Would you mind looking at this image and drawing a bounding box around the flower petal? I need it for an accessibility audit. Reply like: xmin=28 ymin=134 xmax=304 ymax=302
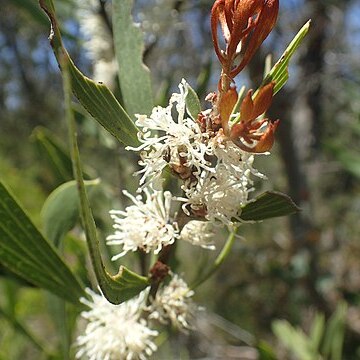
xmin=252 ymin=81 xmax=275 ymax=119
xmin=220 ymin=87 xmax=238 ymax=131
xmin=240 ymin=89 xmax=254 ymax=123
xmin=252 ymin=119 xmax=280 ymax=153
xmin=231 ymin=0 xmax=279 ymax=77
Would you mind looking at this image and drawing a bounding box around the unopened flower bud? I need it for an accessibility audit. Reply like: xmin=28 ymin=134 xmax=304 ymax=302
xmin=230 ymin=81 xmax=279 ymax=153
xmin=211 ymin=0 xmax=279 ymax=79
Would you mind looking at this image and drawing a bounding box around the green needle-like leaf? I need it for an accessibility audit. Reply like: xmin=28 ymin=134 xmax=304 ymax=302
xmin=62 ymin=57 xmax=149 ymax=305
xmin=41 ymin=179 xmax=100 ymax=246
xmin=39 ymin=0 xmax=140 ymax=147
xmin=256 ymin=21 xmax=311 ymax=96
xmin=240 ymin=191 xmax=300 ymax=221
xmin=113 ymin=0 xmax=154 ymax=118
xmin=0 ymin=181 xmax=84 ymax=304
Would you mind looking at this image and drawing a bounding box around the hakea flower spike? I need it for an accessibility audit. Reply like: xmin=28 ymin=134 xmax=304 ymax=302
xmin=147 ymin=274 xmax=197 ymax=331
xmin=76 ymin=289 xmax=158 ymax=360
xmin=211 ymin=0 xmax=279 ymax=88
xmin=229 ymin=81 xmax=280 ymax=153
xmin=106 ymin=188 xmax=180 ymax=259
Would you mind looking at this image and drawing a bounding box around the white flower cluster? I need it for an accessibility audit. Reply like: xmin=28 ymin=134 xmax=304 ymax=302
xmin=76 ymin=289 xmax=158 ymax=360
xmin=106 ymin=188 xmax=179 ymax=260
xmin=179 ymin=220 xmax=215 ymax=250
xmin=128 ymin=80 xmax=213 ymax=187
xmin=147 ymin=275 xmax=196 ymax=330
xmin=76 ymin=0 xmax=117 ymax=88
xmin=77 ymin=80 xmax=270 ymax=359
xmin=77 ymin=275 xmax=195 ymax=359
xmin=106 ymin=79 xmax=266 ymax=259
xmin=180 ymin=141 xmax=265 ymax=225
xmin=128 ymin=80 xmax=264 ymax=226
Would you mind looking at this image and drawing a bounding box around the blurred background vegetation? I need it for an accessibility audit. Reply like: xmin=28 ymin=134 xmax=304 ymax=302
xmin=0 ymin=0 xmax=359 ymax=358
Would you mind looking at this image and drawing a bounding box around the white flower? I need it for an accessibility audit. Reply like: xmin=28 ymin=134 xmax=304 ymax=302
xmin=107 ymin=188 xmax=179 ymax=260
xmin=212 ymin=140 xmax=266 ymax=181
xmin=148 ymin=275 xmax=196 ymax=330
xmin=179 ymin=221 xmax=215 ymax=250
xmin=178 ymin=140 xmax=266 ymax=226
xmin=76 ymin=288 xmax=158 ymax=360
xmin=179 ymin=167 xmax=249 ymax=225
xmin=128 ymin=79 xmax=213 ymax=187
xmin=126 ymin=80 xmax=268 ymax=227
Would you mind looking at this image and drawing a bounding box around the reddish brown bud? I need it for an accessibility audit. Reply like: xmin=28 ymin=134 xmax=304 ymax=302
xmin=230 ymin=82 xmax=278 ymax=153
xmin=240 ymin=89 xmax=255 ymax=123
xmin=252 ymin=119 xmax=279 ymax=153
xmin=252 ymin=82 xmax=275 ymax=118
xmin=219 ymin=87 xmax=238 ymax=133
xmin=233 ymin=0 xmax=279 ymax=77
xmin=231 ymin=119 xmax=279 ymax=153
xmin=211 ymin=0 xmax=227 ymax=65
xmin=211 ymin=0 xmax=279 ymax=78
xmin=238 ymin=82 xmax=274 ymax=123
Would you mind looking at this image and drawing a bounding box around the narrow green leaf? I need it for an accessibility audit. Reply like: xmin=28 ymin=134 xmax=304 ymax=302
xmin=62 ymin=57 xmax=150 ymax=304
xmin=13 ymin=0 xmax=49 ymax=27
xmin=185 ymin=83 xmax=202 ymax=120
xmin=272 ymin=320 xmax=315 ymax=360
xmin=112 ymin=0 xmax=153 ymax=118
xmin=32 ymin=127 xmax=74 ymax=184
xmin=13 ymin=0 xmax=75 ymax=43
xmin=322 ymin=302 xmax=347 ymax=360
xmin=39 ymin=0 xmax=140 ymax=147
xmin=309 ymin=313 xmax=325 ymax=353
xmin=32 ymin=127 xmax=92 ymax=185
xmin=239 ymin=191 xmax=300 ymax=221
xmin=256 ymin=21 xmax=311 ymax=96
xmin=329 ymin=306 xmax=346 ymax=360
xmin=41 ymin=179 xmax=100 ymax=246
xmin=0 ymin=181 xmax=84 ymax=304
